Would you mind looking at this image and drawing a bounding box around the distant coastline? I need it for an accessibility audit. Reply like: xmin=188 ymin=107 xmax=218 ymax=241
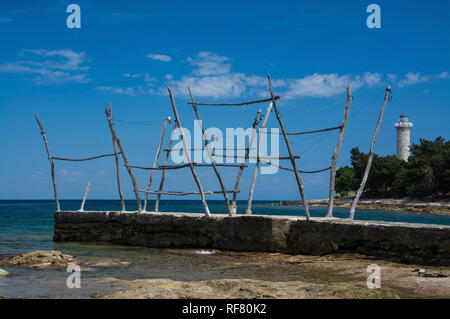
xmin=265 ymin=198 xmax=450 ymax=215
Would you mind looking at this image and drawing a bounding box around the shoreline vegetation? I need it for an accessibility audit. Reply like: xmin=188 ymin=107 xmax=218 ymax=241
xmin=265 ymin=198 xmax=450 ymax=215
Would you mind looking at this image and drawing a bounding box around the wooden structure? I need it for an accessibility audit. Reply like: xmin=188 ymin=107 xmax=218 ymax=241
xmin=35 ymin=75 xmax=391 ymax=220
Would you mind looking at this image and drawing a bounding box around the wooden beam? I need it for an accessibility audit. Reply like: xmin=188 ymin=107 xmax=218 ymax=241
xmin=231 ymin=109 xmax=262 ymax=214
xmin=168 ymin=87 xmax=211 ymax=217
xmin=154 ymin=124 xmax=177 ymax=212
xmin=349 ymin=86 xmax=391 ymax=220
xmin=246 ymin=102 xmax=273 ymax=214
xmin=211 ymin=154 xmax=300 ymax=160
xmin=107 ymin=103 xmax=125 ymax=212
xmin=143 ymin=117 xmax=171 ymax=212
xmin=260 ymin=125 xmax=342 ymax=136
xmin=326 ymin=84 xmax=353 ymax=218
xmin=139 ymin=190 xmax=239 ymax=196
xmin=189 ymin=87 xmax=232 ymax=215
xmin=187 ymin=96 xmax=280 ymax=106
xmin=260 ymin=160 xmax=331 ymax=174
xmin=79 ymin=181 xmax=91 ymax=212
xmin=52 ymin=153 xmax=120 ymax=161
xmin=267 ymin=74 xmax=311 ymax=220
xmin=105 ymin=108 xmax=142 ymax=212
xmin=35 ymin=114 xmax=60 ymax=211
xmin=129 ymin=163 xmax=247 ymax=170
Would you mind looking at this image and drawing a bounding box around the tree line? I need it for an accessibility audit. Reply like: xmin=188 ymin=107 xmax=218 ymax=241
xmin=335 ymin=137 xmax=450 ymax=198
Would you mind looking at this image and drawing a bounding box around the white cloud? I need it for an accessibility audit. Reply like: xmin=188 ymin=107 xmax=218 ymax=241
xmin=123 ymin=72 xmax=157 ymax=83
xmin=0 ymin=49 xmax=89 ymax=84
xmin=159 ymin=52 xmax=385 ymax=100
xmin=187 ymin=52 xmax=231 ymax=76
xmin=146 ymin=53 xmax=172 ymax=62
xmin=398 ymin=72 xmax=429 ymax=87
xmin=96 ymin=170 xmax=109 ymax=176
xmin=395 ymin=72 xmax=449 ymax=87
xmin=58 ymin=169 xmax=86 ymax=177
xmin=97 ymin=86 xmax=141 ymax=96
xmin=283 ymin=72 xmax=381 ymax=99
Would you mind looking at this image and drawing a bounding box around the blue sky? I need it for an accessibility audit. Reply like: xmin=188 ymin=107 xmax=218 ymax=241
xmin=0 ymin=0 xmax=449 ymax=201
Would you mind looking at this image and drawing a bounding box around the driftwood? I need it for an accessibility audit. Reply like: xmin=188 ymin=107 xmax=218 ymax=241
xmin=211 ymin=154 xmax=299 ymax=160
xmin=143 ymin=117 xmax=171 ymax=212
xmin=107 ymin=103 xmax=125 ymax=211
xmin=79 ymin=181 xmax=91 ymax=212
xmin=349 ymin=86 xmax=391 ymax=219
xmin=129 ymin=163 xmax=247 ymax=170
xmin=267 ymin=74 xmax=311 ymax=220
xmin=168 ymin=87 xmax=211 ymax=217
xmin=231 ymin=109 xmax=262 ymax=214
xmin=35 ymin=114 xmax=60 ymax=211
xmin=246 ymin=102 xmax=273 ymax=214
xmin=260 ymin=160 xmax=331 ymax=174
xmin=189 ymin=87 xmax=232 ymax=215
xmin=105 ymin=108 xmax=142 ymax=212
xmin=139 ymin=190 xmax=239 ymax=196
xmin=326 ymin=84 xmax=353 ymax=218
xmin=154 ymin=124 xmax=177 ymax=212
xmin=187 ymin=96 xmax=280 ymax=106
xmin=52 ymin=153 xmax=119 ymax=161
xmin=163 ymin=147 xmax=251 ymax=152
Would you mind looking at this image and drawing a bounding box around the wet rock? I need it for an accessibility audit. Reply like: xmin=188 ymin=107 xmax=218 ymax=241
xmin=91 ymin=292 xmax=103 ymax=298
xmin=0 ymin=250 xmax=76 ymax=269
xmin=419 ymin=270 xmax=449 ymax=278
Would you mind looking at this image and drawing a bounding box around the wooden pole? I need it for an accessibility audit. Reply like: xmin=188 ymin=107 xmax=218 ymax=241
xmin=143 ymin=117 xmax=171 ymax=212
xmin=79 ymin=181 xmax=91 ymax=212
xmin=105 ymin=107 xmax=142 ymax=212
xmin=267 ymin=74 xmax=311 ymax=220
xmin=35 ymin=114 xmax=60 ymax=211
xmin=349 ymin=86 xmax=391 ymax=220
xmin=188 ymin=87 xmax=233 ymax=215
xmin=246 ymin=103 xmax=273 ymax=215
xmin=107 ymin=103 xmax=125 ymax=212
xmin=154 ymin=124 xmax=176 ymax=212
xmin=167 ymin=87 xmax=211 ymax=217
xmin=326 ymin=84 xmax=353 ymax=218
xmin=231 ymin=109 xmax=261 ymax=214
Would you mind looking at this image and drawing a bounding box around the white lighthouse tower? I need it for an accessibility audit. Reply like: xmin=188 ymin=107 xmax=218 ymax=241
xmin=395 ymin=113 xmax=413 ymax=161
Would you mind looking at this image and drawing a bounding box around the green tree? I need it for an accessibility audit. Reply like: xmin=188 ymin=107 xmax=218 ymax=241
xmin=335 ymin=166 xmax=356 ymax=196
xmin=405 ymin=137 xmax=450 ymax=197
xmin=345 ymin=137 xmax=449 ymax=199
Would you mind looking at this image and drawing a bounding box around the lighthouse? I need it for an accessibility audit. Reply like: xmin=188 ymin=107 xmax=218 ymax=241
xmin=395 ymin=113 xmax=413 ymax=161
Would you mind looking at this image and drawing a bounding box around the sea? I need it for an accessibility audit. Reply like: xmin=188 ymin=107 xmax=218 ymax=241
xmin=0 ymin=199 xmax=449 ymax=298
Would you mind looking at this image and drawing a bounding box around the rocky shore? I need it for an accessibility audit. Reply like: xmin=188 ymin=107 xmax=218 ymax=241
xmin=1 ymin=250 xmax=449 ymax=299
xmin=269 ymin=198 xmax=450 ymax=215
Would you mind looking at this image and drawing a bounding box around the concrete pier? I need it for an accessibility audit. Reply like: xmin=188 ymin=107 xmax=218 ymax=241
xmin=54 ymin=211 xmax=450 ymax=266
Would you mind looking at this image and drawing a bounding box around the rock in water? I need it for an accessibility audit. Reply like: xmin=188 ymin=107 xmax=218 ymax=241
xmin=0 ymin=268 xmax=8 ymax=278
xmin=0 ymin=250 xmax=76 ymax=269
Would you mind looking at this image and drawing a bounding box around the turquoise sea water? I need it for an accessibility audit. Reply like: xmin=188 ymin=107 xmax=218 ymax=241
xmin=1 ymin=199 xmax=450 ymax=256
